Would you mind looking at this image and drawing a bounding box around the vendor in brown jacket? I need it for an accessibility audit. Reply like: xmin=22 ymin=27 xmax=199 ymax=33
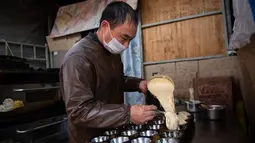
xmin=60 ymin=2 xmax=157 ymax=143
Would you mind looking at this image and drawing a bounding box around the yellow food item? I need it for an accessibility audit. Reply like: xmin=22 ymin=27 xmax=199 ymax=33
xmin=0 ymin=99 xmax=24 ymax=112
xmin=13 ymin=100 xmax=24 ymax=109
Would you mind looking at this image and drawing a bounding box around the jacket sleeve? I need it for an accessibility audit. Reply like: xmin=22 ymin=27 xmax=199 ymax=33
xmin=61 ymin=56 xmax=130 ymax=128
xmin=121 ymin=61 xmax=144 ymax=92
xmin=123 ymin=76 xmax=144 ymax=92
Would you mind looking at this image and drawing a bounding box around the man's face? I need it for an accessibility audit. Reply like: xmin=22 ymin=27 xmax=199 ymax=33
xmin=101 ymin=20 xmax=137 ymax=48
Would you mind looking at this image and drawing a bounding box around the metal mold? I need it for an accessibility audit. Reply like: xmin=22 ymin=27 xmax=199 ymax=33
xmin=161 ymin=131 xmax=183 ymax=138
xmin=127 ymin=125 xmax=143 ymax=130
xmin=91 ymin=136 xmax=109 ymax=143
xmin=148 ymin=124 xmax=163 ymax=130
xmin=131 ymin=137 xmax=151 ymax=143
xmin=155 ymin=138 xmax=179 ymax=143
xmin=110 ymin=137 xmax=129 ymax=143
xmin=153 ymin=119 xmax=165 ymax=125
xmin=121 ymin=130 xmax=138 ymax=137
xmin=104 ymin=130 xmax=119 ymax=136
xmin=140 ymin=130 xmax=158 ymax=137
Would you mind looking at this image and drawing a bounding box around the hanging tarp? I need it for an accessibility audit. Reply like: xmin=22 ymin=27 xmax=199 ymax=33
xmin=49 ymin=0 xmax=138 ymax=38
xmin=248 ymin=0 xmax=255 ymax=22
xmin=229 ymin=0 xmax=255 ymax=49
xmin=121 ymin=22 xmax=143 ymax=105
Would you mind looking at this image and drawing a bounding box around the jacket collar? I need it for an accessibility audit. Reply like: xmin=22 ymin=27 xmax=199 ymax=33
xmin=86 ymin=32 xmax=111 ymax=55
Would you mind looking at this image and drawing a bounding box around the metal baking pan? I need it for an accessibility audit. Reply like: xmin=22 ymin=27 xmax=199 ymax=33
xmin=92 ymin=114 xmax=195 ymax=143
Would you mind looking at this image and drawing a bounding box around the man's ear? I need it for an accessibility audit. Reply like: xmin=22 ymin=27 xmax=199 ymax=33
xmin=101 ymin=20 xmax=108 ymax=28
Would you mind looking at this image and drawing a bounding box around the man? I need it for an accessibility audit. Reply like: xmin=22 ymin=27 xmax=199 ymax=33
xmin=60 ymin=2 xmax=157 ymax=143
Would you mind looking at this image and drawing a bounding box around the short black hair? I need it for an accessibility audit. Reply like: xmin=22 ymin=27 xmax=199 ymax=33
xmin=99 ymin=1 xmax=138 ymax=29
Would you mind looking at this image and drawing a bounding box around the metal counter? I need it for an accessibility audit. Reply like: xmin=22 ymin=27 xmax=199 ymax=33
xmin=190 ymin=112 xmax=250 ymax=143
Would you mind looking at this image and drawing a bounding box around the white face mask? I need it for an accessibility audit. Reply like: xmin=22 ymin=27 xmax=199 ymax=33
xmin=103 ymin=27 xmax=127 ymax=54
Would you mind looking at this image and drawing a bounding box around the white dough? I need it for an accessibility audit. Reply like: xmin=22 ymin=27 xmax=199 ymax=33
xmin=165 ymin=112 xmax=179 ymax=130
xmin=148 ymin=76 xmax=191 ymax=130
xmin=148 ymin=76 xmax=179 ymax=130
xmin=179 ymin=119 xmax=187 ymax=125
xmin=178 ymin=113 xmax=188 ymax=121
xmin=178 ymin=111 xmax=191 ymax=116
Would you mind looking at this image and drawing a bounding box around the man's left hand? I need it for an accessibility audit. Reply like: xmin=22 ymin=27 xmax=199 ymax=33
xmin=139 ymin=80 xmax=148 ymax=94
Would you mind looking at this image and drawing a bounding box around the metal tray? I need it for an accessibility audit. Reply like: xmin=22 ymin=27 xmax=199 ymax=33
xmin=91 ymin=115 xmax=195 ymax=143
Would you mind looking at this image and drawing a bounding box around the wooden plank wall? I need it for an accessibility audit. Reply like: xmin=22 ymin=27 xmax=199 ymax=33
xmin=141 ymin=0 xmax=226 ymax=62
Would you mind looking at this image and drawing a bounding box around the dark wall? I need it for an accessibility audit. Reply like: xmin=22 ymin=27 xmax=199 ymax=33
xmin=0 ymin=0 xmax=59 ymax=69
xmin=0 ymin=0 xmax=87 ymax=69
xmin=0 ymin=0 xmax=52 ymax=45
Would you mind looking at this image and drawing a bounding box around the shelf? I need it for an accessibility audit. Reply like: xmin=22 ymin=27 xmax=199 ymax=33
xmin=0 ymin=71 xmax=59 ymax=85
xmin=13 ymin=86 xmax=60 ymax=92
xmin=0 ymin=101 xmax=66 ymax=129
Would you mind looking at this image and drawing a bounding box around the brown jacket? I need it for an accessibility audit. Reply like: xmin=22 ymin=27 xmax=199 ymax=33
xmin=59 ymin=33 xmax=142 ymax=143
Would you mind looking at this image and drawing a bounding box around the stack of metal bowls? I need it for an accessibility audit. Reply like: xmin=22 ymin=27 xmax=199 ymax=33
xmin=91 ymin=112 xmax=192 ymax=143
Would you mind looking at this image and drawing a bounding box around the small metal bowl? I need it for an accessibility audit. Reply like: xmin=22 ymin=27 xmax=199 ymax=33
xmin=206 ymin=105 xmax=226 ymax=120
xmin=131 ymin=137 xmax=151 ymax=143
xmin=121 ymin=130 xmax=138 ymax=137
xmin=153 ymin=119 xmax=165 ymax=125
xmin=155 ymin=138 xmax=179 ymax=143
xmin=110 ymin=137 xmax=130 ymax=143
xmin=127 ymin=125 xmax=143 ymax=130
xmin=91 ymin=136 xmax=109 ymax=143
xmin=161 ymin=131 xmax=183 ymax=138
xmin=148 ymin=124 xmax=163 ymax=130
xmin=104 ymin=130 xmax=119 ymax=136
xmin=140 ymin=130 xmax=158 ymax=137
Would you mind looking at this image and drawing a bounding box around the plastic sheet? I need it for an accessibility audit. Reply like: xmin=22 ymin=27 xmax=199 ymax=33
xmin=229 ymin=0 xmax=255 ymax=49
xmin=121 ymin=24 xmax=144 ymax=105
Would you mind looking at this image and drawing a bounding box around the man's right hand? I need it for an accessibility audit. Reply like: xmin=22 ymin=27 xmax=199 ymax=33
xmin=130 ymin=105 xmax=157 ymax=125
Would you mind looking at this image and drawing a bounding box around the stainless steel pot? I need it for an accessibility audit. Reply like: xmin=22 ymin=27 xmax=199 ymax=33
xmin=206 ymin=105 xmax=226 ymax=120
xmin=184 ymin=100 xmax=203 ymax=112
